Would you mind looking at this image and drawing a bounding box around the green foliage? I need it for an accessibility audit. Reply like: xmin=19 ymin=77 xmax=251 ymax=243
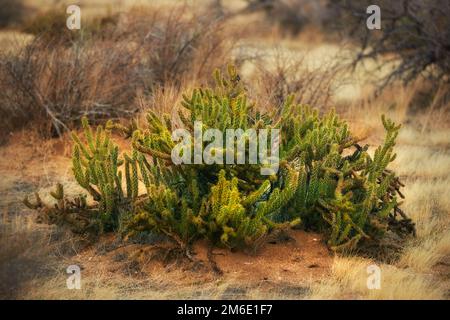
xmin=280 ymin=102 xmax=410 ymax=250
xmin=71 ymin=117 xmax=140 ymax=230
xmin=132 ymin=65 xmax=274 ymax=194
xmin=124 ymin=65 xmax=300 ymax=249
xmin=201 ymin=169 xmax=299 ymax=248
xmin=24 ymin=65 xmax=415 ymax=253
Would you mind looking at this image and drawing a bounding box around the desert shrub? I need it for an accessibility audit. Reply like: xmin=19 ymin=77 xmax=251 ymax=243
xmin=0 ymin=6 xmax=236 ymax=139
xmin=0 ymin=37 xmax=140 ymax=137
xmin=22 ymin=9 xmax=73 ymax=41
xmin=332 ymin=0 xmax=450 ymax=88
xmin=24 ymin=66 xmax=414 ymax=253
xmin=124 ymin=66 xmax=300 ymax=250
xmin=0 ymin=0 xmax=27 ymax=28
xmin=281 ymin=103 xmax=415 ymax=249
xmin=248 ymin=52 xmax=342 ymax=110
xmin=124 ymin=5 xmax=236 ymax=86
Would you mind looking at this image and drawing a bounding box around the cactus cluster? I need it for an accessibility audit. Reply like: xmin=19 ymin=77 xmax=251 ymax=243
xmin=25 ymin=65 xmax=415 ymax=253
xmin=70 ymin=117 xmax=145 ymax=231
xmin=120 ymin=66 xmax=301 ymax=249
xmin=280 ymin=102 xmax=414 ymax=250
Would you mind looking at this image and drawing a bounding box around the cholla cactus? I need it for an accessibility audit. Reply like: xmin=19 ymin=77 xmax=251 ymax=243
xmin=121 ymin=66 xmax=301 ymax=249
xmin=202 ymin=169 xmax=299 ymax=249
xmin=24 ymin=65 xmax=414 ymax=253
xmin=123 ymin=182 xmax=197 ymax=251
xmin=132 ymin=65 xmax=275 ymax=193
xmin=281 ymin=101 xmax=413 ymax=250
xmin=71 ymin=117 xmax=141 ymax=229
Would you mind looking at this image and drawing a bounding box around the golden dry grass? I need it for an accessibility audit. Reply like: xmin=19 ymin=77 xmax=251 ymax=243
xmin=309 ymin=256 xmax=445 ymax=300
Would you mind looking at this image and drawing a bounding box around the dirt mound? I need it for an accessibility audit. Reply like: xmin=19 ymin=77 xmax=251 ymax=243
xmin=193 ymin=230 xmax=332 ymax=283
xmin=67 ymin=229 xmax=332 ymax=299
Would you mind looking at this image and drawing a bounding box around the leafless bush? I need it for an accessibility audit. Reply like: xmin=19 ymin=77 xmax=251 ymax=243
xmin=332 ymin=0 xmax=450 ymax=90
xmin=118 ymin=6 xmax=236 ymax=86
xmin=22 ymin=8 xmax=71 ymax=39
xmin=0 ymin=37 xmax=140 ymax=137
xmin=0 ymin=5 xmax=237 ymax=138
xmin=0 ymin=0 xmax=27 ymax=28
xmin=247 ymin=51 xmax=343 ymax=111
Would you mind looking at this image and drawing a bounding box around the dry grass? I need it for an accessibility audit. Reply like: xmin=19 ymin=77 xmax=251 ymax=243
xmin=0 ymin=212 xmax=83 ymax=299
xmin=309 ymin=256 xmax=445 ymax=299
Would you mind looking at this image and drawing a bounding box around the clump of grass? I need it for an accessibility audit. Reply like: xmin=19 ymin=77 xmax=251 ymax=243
xmin=0 ymin=212 xmax=81 ymax=299
xmin=309 ymin=256 xmax=445 ymax=299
